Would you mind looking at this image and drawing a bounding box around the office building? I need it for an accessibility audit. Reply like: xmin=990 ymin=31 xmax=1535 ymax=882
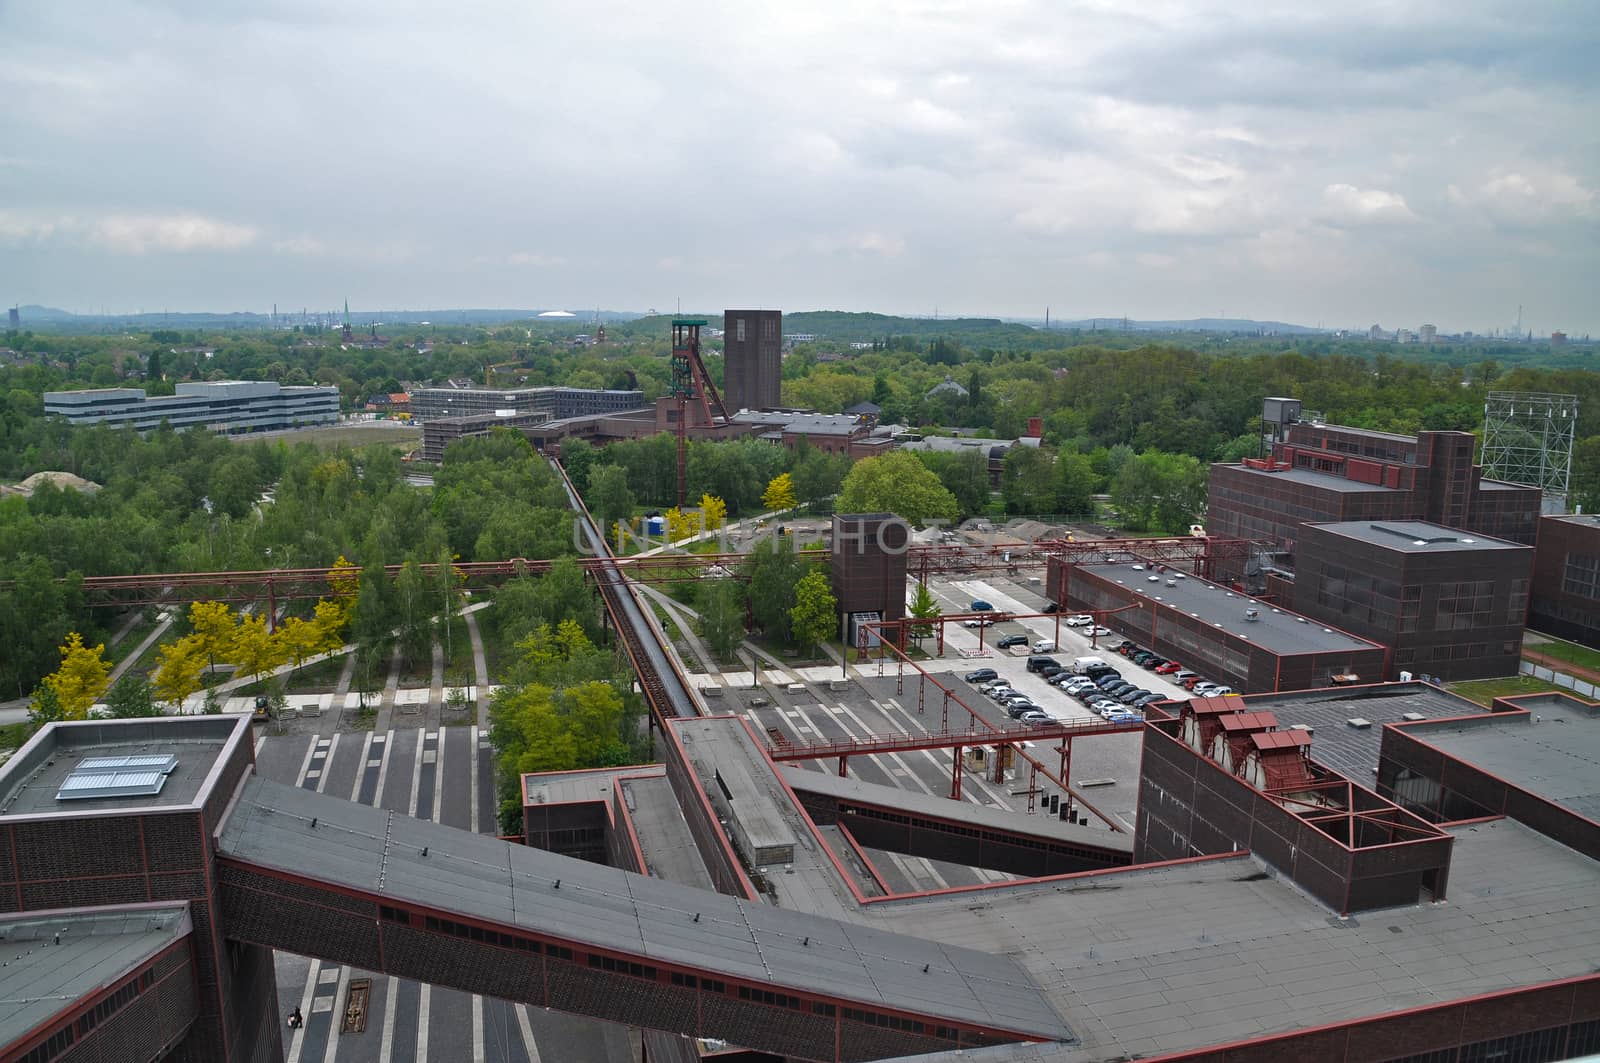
xmin=722 ymin=309 xmax=782 ymax=412
xmin=1530 ymin=512 xmax=1600 ymax=647
xmin=419 ymin=409 xmax=550 ymax=462
xmin=1292 ymin=520 xmax=1534 ymax=680
xmin=43 ymin=381 xmax=339 ymax=434
xmin=408 ymin=386 xmax=645 ymax=422
xmin=1048 ymin=558 xmax=1386 ymax=692
xmin=1208 ymin=419 xmax=1541 ymax=565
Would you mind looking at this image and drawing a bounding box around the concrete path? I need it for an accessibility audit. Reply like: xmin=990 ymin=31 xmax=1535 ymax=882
xmin=107 ymin=614 xmax=175 ymax=685
xmin=632 ymin=584 xmax=719 ymax=675
xmin=463 ymin=608 xmax=491 ymax=729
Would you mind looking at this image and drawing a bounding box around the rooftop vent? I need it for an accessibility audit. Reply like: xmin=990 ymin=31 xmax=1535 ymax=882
xmin=1243 ymin=608 xmax=1260 ymax=622
xmin=1288 ymin=723 xmax=1314 ymax=735
xmin=1345 ymin=718 xmax=1373 ymax=730
xmin=1401 ymin=712 xmax=1426 ymax=722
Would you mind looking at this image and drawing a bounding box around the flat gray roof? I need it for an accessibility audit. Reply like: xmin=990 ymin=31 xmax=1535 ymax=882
xmin=1236 ymin=683 xmax=1482 ymax=784
xmin=0 ymin=717 xmax=246 ymax=818
xmin=1403 ymin=697 xmax=1600 ymax=822
xmin=858 ymin=818 xmax=1600 ymax=1061
xmin=781 ymin=766 xmax=1134 ymax=856
xmin=0 ymin=903 xmax=191 ymax=1048
xmin=523 ymin=765 xmax=661 ymax=808
xmin=1077 ymin=563 xmax=1381 ymax=656
xmin=1219 ymin=465 xmax=1401 ymax=494
xmin=1305 ymin=520 xmax=1527 ymax=553
xmin=1545 ymin=512 xmax=1600 ymax=531
xmin=219 ymin=776 xmax=1072 ymax=1042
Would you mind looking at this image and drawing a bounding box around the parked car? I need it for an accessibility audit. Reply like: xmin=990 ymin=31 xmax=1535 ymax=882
xmin=1173 ymin=669 xmax=1198 ymax=683
xmin=997 ymin=634 xmax=1029 ymax=649
xmin=1083 ymin=665 xmax=1120 ymax=681
xmin=970 ymin=599 xmax=994 ymax=612
xmin=1154 ymin=661 xmax=1182 ymax=675
xmin=1130 ymin=651 xmax=1154 ymax=665
xmin=1117 ymin=688 xmax=1150 ymax=704
xmin=1032 ymin=639 xmax=1057 ymax=653
xmin=1104 ymin=710 xmax=1144 ymax=724
xmin=987 ymin=686 xmax=1016 ymax=700
xmin=1065 ymin=614 xmax=1094 ymax=627
xmin=963 ymin=616 xmax=996 ymax=628
xmin=964 ymin=668 xmax=998 ymax=683
xmin=1026 ymin=655 xmax=1060 ymax=673
xmin=1133 ymin=692 xmax=1166 ymax=707
xmin=1040 ymin=664 xmax=1064 ymax=679
xmin=1043 ymin=601 xmax=1059 ymax=614
xmin=1018 ymin=710 xmax=1052 ymax=725
xmin=1116 ymin=643 xmax=1140 ymax=657
xmin=1181 ymin=675 xmax=1210 ymax=691
xmin=1207 ymin=686 xmax=1236 ymax=697
xmin=1089 ymin=626 xmax=1113 ymax=637
xmin=1192 ymin=683 xmax=1225 ymax=696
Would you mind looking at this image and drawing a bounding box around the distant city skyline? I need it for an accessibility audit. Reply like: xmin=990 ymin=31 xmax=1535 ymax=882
xmin=2 ymin=2 xmax=1596 ymax=334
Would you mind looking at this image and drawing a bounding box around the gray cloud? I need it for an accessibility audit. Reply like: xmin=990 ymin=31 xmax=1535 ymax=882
xmin=0 ymin=0 xmax=1595 ymax=333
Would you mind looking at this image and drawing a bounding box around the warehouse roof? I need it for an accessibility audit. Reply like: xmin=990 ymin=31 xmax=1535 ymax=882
xmin=0 ymin=717 xmax=246 ymax=817
xmin=1219 ymin=465 xmax=1401 ymax=493
xmin=1234 ymin=683 xmax=1478 ymax=783
xmin=0 ymin=904 xmax=191 ymax=1050
xmin=858 ymin=817 xmax=1600 ymax=1061
xmin=218 ymin=777 xmax=1073 ymax=1043
xmin=1401 ymin=695 xmax=1600 ymax=822
xmin=1076 ymin=563 xmax=1382 ymax=656
xmin=1304 ymin=520 xmax=1528 ymax=553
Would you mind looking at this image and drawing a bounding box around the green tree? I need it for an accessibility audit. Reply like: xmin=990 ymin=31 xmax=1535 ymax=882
xmin=1111 ymin=450 xmax=1208 ymax=533
xmin=789 ymin=570 xmax=838 ymax=656
xmin=394 ymin=559 xmax=433 ymax=670
xmin=697 ymin=581 xmax=746 ymax=662
xmin=908 ymin=580 xmax=940 ymax=647
xmin=105 ymin=675 xmax=160 ymax=718
xmin=837 ymin=451 xmax=959 ymax=525
xmin=27 ymin=685 xmax=65 ymax=732
xmin=588 ymin=464 xmax=635 ymax=538
xmin=1001 ymin=444 xmax=1056 ymax=514
xmin=933 ymin=450 xmax=992 ymax=518
xmin=1053 ymin=451 xmax=1099 ymax=517
xmin=40 ymin=632 xmax=112 ymax=720
xmin=742 ymin=539 xmax=810 ymax=644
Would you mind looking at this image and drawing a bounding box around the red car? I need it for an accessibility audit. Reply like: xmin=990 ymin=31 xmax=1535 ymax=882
xmin=1154 ymin=661 xmax=1182 ymax=675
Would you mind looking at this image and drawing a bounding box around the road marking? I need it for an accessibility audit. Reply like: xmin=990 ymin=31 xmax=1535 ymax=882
xmin=285 ymin=958 xmax=321 ymax=1063
xmin=321 ymin=964 xmax=353 ymax=1063
xmin=373 ymin=729 xmax=395 ymax=806
xmin=293 ymin=737 xmax=318 ymax=787
xmin=314 ymin=732 xmax=341 ymax=794
xmin=254 ymin=733 xmax=266 ymax=756
xmin=515 ymin=1004 xmax=541 ymax=1062
xmin=416 ymin=984 xmax=431 ymax=1063
xmin=350 ymin=732 xmax=373 ymax=802
xmin=378 ymin=972 xmax=399 ymax=1062
xmin=408 ymin=729 xmax=425 ymax=817
xmin=472 ymin=994 xmax=485 ymax=1063
xmin=431 ymin=726 xmax=446 ymax=823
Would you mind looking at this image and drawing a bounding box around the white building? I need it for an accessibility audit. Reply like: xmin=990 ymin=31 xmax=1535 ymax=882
xmin=43 ymin=381 xmax=340 ymax=433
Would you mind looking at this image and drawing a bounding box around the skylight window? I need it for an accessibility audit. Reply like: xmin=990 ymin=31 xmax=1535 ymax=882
xmin=56 ymin=754 xmax=178 ymax=802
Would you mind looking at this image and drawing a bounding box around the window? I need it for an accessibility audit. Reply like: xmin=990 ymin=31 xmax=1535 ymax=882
xmin=1562 ymin=554 xmax=1600 ymax=600
xmin=736 ymin=320 xmax=746 ymax=342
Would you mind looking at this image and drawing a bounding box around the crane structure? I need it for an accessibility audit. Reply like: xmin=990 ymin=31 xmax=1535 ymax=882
xmin=668 ymin=318 xmax=730 ymax=506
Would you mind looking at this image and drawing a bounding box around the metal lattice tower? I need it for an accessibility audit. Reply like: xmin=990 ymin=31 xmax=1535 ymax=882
xmin=1480 ymin=391 xmax=1578 ymax=511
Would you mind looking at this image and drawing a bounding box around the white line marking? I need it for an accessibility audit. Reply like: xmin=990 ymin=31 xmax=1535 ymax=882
xmin=313 ymin=732 xmax=341 ymax=794
xmin=320 ymin=964 xmax=353 ymax=1063
xmin=515 ymin=1003 xmax=541 ymax=1062
xmin=285 ymin=958 xmax=320 ymax=1063
xmin=378 ymin=972 xmax=399 ymax=1062
xmin=373 ymin=729 xmax=395 ymax=807
xmin=350 ymin=732 xmax=373 ymax=802
xmin=472 ymin=993 xmax=485 ymax=1063
xmin=293 ymin=737 xmax=318 ymax=787
xmin=416 ymin=984 xmax=431 ymax=1063
xmin=431 ymin=726 xmax=446 ymax=823
xmin=408 ymin=729 xmax=425 ymax=817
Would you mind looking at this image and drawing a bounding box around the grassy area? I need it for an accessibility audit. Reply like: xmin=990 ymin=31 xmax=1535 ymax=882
xmin=225 ymin=421 xmax=420 ymax=451
xmin=1449 ymin=675 xmax=1565 ymax=707
xmin=1524 ymin=636 xmax=1600 ymax=674
xmin=109 ymin=612 xmax=161 ymax=666
xmin=284 ymin=654 xmax=347 ymax=693
xmin=0 ymin=722 xmax=32 ymax=752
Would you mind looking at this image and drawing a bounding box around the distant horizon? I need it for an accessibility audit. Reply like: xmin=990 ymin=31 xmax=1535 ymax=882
xmin=5 ymin=302 xmax=1582 ymax=341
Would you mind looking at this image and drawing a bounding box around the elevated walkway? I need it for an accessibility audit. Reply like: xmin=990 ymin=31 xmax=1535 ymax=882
xmin=216 ymin=775 xmax=1073 ymax=1061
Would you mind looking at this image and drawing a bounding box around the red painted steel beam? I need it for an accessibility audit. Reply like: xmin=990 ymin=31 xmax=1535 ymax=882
xmin=766 ymin=719 xmax=1144 ymax=762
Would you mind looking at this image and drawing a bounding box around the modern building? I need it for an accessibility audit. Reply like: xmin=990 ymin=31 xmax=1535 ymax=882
xmin=419 ymin=409 xmax=551 ymax=463
xmin=1530 ymin=512 xmax=1600 ymax=647
xmin=722 ymin=309 xmax=782 ymax=412
xmin=1292 ymin=520 xmax=1534 ymax=681
xmin=1420 ymin=323 xmax=1437 ymax=344
xmin=43 ymin=381 xmax=339 ymax=434
xmin=1208 ymin=419 xmax=1542 ymax=565
xmin=1048 ymin=558 xmax=1387 ymax=692
xmin=408 ymin=386 xmax=645 ymax=422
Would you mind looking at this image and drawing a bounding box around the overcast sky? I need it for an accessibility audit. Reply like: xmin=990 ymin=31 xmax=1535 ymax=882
xmin=2 ymin=1 xmax=1596 ymax=334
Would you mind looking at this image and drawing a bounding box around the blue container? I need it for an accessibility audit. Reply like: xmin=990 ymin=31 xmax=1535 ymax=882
xmin=646 ymin=516 xmax=666 ymax=537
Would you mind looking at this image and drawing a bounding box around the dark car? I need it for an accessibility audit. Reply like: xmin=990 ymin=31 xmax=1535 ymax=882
xmin=1043 ymin=600 xmax=1059 ymax=614
xmin=997 ymin=634 xmax=1029 ymax=649
xmin=1026 ymin=656 xmax=1060 ymax=673
xmin=971 ymin=599 xmax=994 ymax=612
xmin=1040 ymin=664 xmax=1064 ymax=679
xmin=964 ymin=668 xmax=997 ymax=683
xmin=1118 ymin=688 xmax=1150 ymax=704
xmin=1133 ymin=692 xmax=1166 ymax=707
xmin=1130 ymin=651 xmax=1155 ymax=665
xmin=1083 ymin=664 xmax=1120 ymax=681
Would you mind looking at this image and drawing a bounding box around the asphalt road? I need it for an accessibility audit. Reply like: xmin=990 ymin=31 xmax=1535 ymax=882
xmin=256 ymin=725 xmax=636 ymax=1063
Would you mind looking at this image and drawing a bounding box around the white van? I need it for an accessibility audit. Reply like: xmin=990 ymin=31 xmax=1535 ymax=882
xmin=1032 ymin=639 xmax=1056 ymax=653
xmin=1072 ymin=655 xmax=1108 ymax=673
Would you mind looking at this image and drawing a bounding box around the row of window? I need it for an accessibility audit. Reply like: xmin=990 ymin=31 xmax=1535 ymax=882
xmin=841 ymin=1006 xmax=959 ymax=1039
xmin=1563 ymin=554 xmax=1600 ymax=600
xmin=16 ymin=967 xmax=156 ymax=1063
xmin=382 ymin=905 xmax=575 ymax=960
xmin=589 ymin=954 xmax=656 ymax=980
